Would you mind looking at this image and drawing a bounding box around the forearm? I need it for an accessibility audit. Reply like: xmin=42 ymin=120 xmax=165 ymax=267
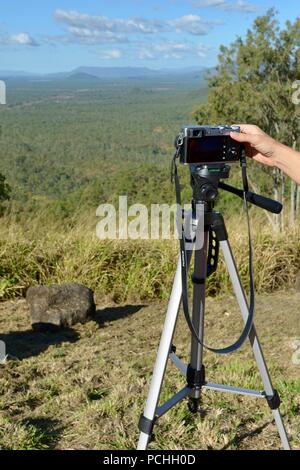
xmin=273 ymin=143 xmax=300 ymax=185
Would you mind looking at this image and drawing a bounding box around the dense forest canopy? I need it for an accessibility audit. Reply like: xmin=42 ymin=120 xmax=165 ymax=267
xmin=0 ymin=75 xmax=207 ymax=219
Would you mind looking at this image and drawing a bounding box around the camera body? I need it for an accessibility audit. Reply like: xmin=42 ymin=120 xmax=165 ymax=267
xmin=176 ymin=125 xmax=243 ymax=165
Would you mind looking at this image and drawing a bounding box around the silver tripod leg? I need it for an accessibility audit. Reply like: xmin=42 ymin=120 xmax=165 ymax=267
xmin=137 ymin=210 xmax=195 ymax=450
xmin=137 ymin=256 xmax=184 ymax=450
xmin=220 ymin=240 xmax=291 ymax=450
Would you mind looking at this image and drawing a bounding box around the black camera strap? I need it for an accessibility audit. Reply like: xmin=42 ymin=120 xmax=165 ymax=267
xmin=172 ymin=153 xmax=255 ymax=355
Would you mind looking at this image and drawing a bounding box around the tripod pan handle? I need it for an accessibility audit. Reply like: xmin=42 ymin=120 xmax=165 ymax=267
xmin=246 ymin=192 xmax=283 ymax=214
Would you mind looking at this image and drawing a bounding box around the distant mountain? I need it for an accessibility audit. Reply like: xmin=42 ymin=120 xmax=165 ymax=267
xmin=0 ymin=66 xmax=210 ymax=81
xmin=68 ymin=66 xmax=160 ymax=79
xmin=67 ymin=72 xmax=100 ymax=81
xmin=0 ymin=70 xmax=39 ymax=79
xmin=44 ymin=72 xmax=69 ymax=80
xmin=67 ymin=66 xmax=208 ymax=79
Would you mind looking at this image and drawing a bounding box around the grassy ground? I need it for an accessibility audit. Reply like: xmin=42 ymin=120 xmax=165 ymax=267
xmin=0 ymin=290 xmax=299 ymax=450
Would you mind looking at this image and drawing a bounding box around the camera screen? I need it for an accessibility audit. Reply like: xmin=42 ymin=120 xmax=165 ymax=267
xmin=186 ymin=136 xmax=237 ymax=164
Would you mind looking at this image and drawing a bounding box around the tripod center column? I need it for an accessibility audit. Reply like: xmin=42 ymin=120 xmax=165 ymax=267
xmin=188 ymin=202 xmax=208 ymax=404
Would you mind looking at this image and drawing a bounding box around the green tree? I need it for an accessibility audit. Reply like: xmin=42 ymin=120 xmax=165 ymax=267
xmin=194 ymin=10 xmax=300 ymax=231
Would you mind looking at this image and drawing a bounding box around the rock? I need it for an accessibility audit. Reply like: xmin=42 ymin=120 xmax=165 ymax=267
xmin=26 ymin=284 xmax=96 ymax=331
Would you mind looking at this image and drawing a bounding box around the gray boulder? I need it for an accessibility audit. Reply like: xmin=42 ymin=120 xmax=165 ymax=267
xmin=26 ymin=284 xmax=96 ymax=331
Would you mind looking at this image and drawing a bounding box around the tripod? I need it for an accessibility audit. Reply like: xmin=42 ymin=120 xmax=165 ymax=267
xmin=137 ymin=164 xmax=291 ymax=450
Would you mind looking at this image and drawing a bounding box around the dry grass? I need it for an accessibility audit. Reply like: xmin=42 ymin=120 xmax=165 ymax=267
xmin=1 ymin=215 xmax=300 ymax=303
xmin=0 ymin=291 xmax=299 ymax=450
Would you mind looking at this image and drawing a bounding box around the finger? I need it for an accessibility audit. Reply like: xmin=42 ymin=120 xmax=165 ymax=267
xmin=230 ymin=131 xmax=260 ymax=145
xmin=233 ymin=124 xmax=264 ymax=135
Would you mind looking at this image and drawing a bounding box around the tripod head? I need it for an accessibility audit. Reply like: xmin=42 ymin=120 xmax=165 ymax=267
xmin=190 ymin=164 xmax=230 ymax=205
xmin=190 ymin=163 xmax=282 ymax=215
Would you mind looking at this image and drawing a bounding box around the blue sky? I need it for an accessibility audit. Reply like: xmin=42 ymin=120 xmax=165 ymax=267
xmin=0 ymin=0 xmax=298 ymax=73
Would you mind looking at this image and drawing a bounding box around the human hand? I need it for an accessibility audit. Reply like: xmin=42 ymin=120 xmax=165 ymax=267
xmin=230 ymin=124 xmax=280 ymax=167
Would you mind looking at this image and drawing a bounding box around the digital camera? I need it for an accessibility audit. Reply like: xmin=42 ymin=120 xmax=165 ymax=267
xmin=176 ymin=125 xmax=243 ymax=165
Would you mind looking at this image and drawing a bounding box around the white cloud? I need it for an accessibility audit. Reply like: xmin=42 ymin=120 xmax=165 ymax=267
xmin=221 ymin=1 xmax=257 ymax=12
xmin=98 ymin=49 xmax=123 ymax=59
xmin=196 ymin=43 xmax=210 ymax=58
xmin=192 ymin=0 xmax=257 ymax=12
xmin=138 ymin=49 xmax=155 ymax=60
xmin=51 ymin=9 xmax=220 ymax=62
xmin=53 ymin=9 xmax=220 ymax=43
xmin=0 ymin=31 xmax=38 ymax=46
xmin=10 ymin=33 xmax=38 ymax=46
xmin=193 ymin=0 xmax=227 ymax=6
xmin=138 ymin=42 xmax=188 ymax=60
xmin=54 ymin=9 xmax=165 ymax=35
xmin=155 ymin=42 xmax=189 ymax=59
xmin=168 ymin=15 xmax=211 ymax=35
xmin=137 ymin=41 xmax=209 ymax=61
xmin=67 ymin=26 xmax=127 ymax=44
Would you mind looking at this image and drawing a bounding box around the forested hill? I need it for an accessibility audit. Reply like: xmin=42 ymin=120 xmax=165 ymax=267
xmin=0 ymin=74 xmax=208 ymax=218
